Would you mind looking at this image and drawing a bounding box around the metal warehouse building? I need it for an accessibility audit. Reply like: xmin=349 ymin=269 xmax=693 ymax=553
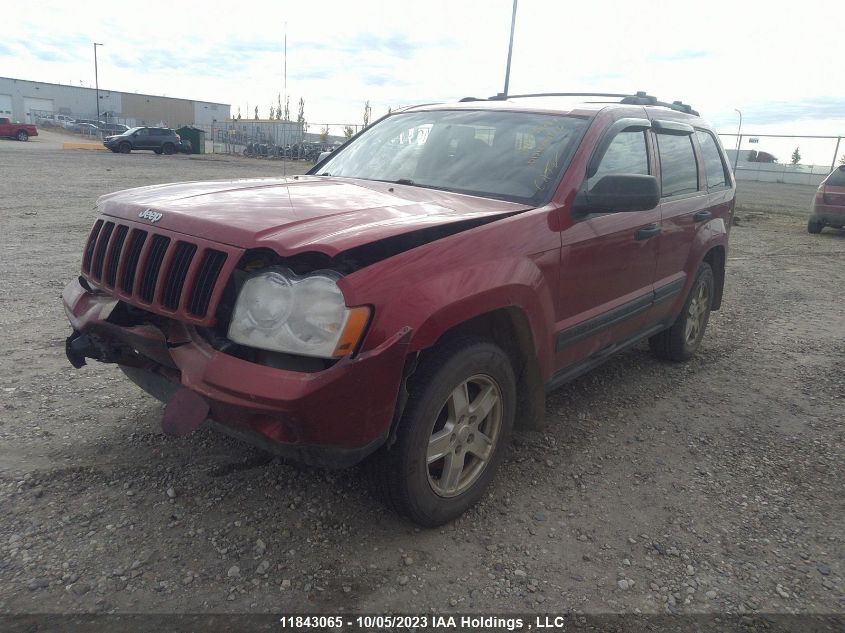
xmin=0 ymin=76 xmax=230 ymax=128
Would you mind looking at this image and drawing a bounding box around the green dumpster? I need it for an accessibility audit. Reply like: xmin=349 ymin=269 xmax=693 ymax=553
xmin=175 ymin=125 xmax=205 ymax=154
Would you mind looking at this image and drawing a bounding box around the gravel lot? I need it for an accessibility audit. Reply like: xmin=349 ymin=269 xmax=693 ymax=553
xmin=0 ymin=140 xmax=842 ymax=624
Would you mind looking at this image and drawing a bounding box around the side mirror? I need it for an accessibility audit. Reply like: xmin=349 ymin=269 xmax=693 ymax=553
xmin=572 ymin=174 xmax=660 ymax=215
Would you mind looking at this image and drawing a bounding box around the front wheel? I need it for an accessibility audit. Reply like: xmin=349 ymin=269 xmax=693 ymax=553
xmin=16 ymin=130 xmax=29 ymax=141
xmin=649 ymin=262 xmax=714 ymax=361
xmin=368 ymin=337 xmax=516 ymax=526
xmin=119 ymin=142 xmax=131 ymax=154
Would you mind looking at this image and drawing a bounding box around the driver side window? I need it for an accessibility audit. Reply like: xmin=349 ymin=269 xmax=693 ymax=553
xmin=587 ymin=131 xmax=649 ymax=189
xmin=137 ymin=128 xmax=149 ymax=136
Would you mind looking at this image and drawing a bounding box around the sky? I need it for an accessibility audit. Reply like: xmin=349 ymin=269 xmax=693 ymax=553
xmin=4 ymin=0 xmax=844 ymax=163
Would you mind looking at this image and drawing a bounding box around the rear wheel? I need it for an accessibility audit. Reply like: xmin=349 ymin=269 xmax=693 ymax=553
xmin=367 ymin=337 xmax=516 ymax=527
xmin=807 ymin=218 xmax=823 ymax=234
xmin=162 ymin=143 xmax=175 ymax=155
xmin=649 ymin=262 xmax=714 ymax=361
xmin=16 ymin=130 xmax=29 ymax=141
xmin=119 ymin=142 xmax=131 ymax=154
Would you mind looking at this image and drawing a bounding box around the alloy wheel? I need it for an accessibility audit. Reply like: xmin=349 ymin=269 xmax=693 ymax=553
xmin=426 ymin=374 xmax=503 ymax=498
xmin=685 ymin=282 xmax=710 ymax=344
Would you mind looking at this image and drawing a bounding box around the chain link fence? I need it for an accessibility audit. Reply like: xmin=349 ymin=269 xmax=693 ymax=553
xmin=719 ymin=133 xmax=843 ymax=186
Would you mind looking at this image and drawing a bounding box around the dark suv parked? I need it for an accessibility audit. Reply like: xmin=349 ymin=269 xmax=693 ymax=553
xmin=103 ymin=127 xmax=181 ymax=154
xmin=64 ymin=91 xmax=735 ymax=525
xmin=808 ymin=165 xmax=845 ymax=233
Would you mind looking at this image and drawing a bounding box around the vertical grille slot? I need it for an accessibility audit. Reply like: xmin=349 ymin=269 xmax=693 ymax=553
xmin=188 ymin=250 xmax=227 ymax=317
xmin=82 ymin=220 xmax=103 ymax=273
xmin=162 ymin=242 xmax=197 ymax=310
xmin=91 ymin=222 xmax=115 ymax=281
xmin=121 ymin=230 xmax=148 ymax=294
xmin=105 ymin=225 xmax=129 ymax=287
xmin=139 ymin=235 xmax=171 ymax=302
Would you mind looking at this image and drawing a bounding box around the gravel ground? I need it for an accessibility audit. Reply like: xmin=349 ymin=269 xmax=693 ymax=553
xmin=0 ymin=143 xmax=842 ymax=623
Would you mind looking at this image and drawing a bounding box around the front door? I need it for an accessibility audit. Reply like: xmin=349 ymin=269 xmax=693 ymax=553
xmin=555 ymin=120 xmax=661 ymax=370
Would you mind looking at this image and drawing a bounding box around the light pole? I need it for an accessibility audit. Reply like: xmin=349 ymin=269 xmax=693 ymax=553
xmin=732 ymin=108 xmax=742 ymax=173
xmin=502 ymin=0 xmax=518 ymax=97
xmin=94 ymin=43 xmax=103 ymax=124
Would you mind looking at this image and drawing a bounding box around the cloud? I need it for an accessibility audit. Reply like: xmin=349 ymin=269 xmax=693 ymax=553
xmin=650 ymin=50 xmax=711 ymax=62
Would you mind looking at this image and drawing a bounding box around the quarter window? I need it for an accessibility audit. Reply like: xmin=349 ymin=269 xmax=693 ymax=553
xmin=587 ymin=131 xmax=649 ymax=189
xmin=696 ymin=130 xmax=730 ymax=190
xmin=657 ymin=134 xmax=699 ymax=197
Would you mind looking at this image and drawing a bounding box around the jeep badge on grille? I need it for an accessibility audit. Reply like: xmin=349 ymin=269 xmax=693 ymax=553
xmin=138 ymin=209 xmax=163 ymax=223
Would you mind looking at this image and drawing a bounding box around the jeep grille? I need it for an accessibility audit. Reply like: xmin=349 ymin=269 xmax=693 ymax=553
xmin=81 ymin=218 xmax=240 ymax=325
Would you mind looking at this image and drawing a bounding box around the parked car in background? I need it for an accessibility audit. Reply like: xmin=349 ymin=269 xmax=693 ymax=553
xmin=63 ymin=91 xmax=735 ymax=526
xmin=73 ymin=123 xmax=101 ymax=136
xmin=103 ymin=126 xmax=181 ymax=154
xmin=100 ymin=122 xmax=129 ymax=135
xmin=0 ymin=117 xmax=38 ymax=141
xmin=808 ymin=165 xmax=845 ymax=234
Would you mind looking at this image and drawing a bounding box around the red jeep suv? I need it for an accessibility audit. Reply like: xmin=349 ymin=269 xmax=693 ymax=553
xmin=808 ymin=165 xmax=845 ymax=233
xmin=62 ymin=92 xmax=735 ymax=526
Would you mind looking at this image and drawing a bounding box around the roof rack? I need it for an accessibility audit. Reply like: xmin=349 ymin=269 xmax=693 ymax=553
xmin=459 ymin=91 xmax=699 ymax=116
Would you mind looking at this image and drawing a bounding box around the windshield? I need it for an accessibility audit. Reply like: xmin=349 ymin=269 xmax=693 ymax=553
xmin=316 ymin=110 xmax=589 ymax=205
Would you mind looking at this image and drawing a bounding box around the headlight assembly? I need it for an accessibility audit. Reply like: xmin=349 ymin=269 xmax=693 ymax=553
xmin=227 ymin=267 xmax=370 ymax=359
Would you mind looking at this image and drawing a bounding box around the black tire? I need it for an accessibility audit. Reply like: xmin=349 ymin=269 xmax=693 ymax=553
xmin=118 ymin=142 xmax=131 ymax=154
xmin=162 ymin=143 xmax=175 ymax=155
xmin=807 ymin=218 xmax=823 ymax=234
xmin=649 ymin=262 xmax=714 ymax=362
xmin=153 ymin=148 xmax=162 ymax=155
xmin=16 ymin=130 xmax=29 ymax=141
xmin=367 ymin=337 xmax=516 ymax=527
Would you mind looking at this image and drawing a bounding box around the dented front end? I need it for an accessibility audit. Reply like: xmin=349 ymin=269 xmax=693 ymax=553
xmin=62 ymin=275 xmax=412 ymax=468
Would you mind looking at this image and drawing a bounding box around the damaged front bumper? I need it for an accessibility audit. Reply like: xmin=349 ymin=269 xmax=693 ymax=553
xmin=62 ymin=277 xmax=411 ymax=468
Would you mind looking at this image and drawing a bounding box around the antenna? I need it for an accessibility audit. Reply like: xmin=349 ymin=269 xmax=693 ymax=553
xmin=283 ymin=22 xmax=287 ymax=179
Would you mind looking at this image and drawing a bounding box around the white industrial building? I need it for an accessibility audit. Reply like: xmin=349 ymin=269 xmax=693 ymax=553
xmin=0 ymin=76 xmax=230 ymax=128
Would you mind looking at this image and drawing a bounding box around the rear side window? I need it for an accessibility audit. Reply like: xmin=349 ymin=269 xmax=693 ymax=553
xmin=696 ymin=130 xmax=730 ymax=190
xmin=657 ymin=134 xmax=699 ymax=197
xmin=587 ymin=131 xmax=649 ymax=189
xmin=826 ymin=167 xmax=845 ymax=186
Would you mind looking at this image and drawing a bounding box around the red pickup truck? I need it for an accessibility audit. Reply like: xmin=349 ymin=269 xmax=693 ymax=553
xmin=62 ymin=91 xmax=734 ymax=526
xmin=0 ymin=117 xmax=38 ymax=141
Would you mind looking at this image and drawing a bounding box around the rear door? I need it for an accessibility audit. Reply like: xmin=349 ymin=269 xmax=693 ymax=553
xmin=650 ymin=120 xmax=710 ymax=314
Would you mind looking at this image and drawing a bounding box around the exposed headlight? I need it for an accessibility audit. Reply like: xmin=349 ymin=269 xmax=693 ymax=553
xmin=227 ymin=267 xmax=370 ymax=359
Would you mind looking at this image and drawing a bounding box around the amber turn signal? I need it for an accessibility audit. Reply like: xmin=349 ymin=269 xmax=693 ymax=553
xmin=332 ymin=306 xmax=371 ymax=357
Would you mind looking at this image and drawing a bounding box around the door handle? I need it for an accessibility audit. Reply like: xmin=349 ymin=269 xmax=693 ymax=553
xmin=636 ymin=224 xmax=661 ymax=240
xmin=693 ymin=210 xmax=712 ymax=223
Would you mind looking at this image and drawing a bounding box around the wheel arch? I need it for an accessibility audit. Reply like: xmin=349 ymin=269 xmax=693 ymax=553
xmin=702 ymin=244 xmax=726 ymax=310
xmin=389 ymin=305 xmax=546 ymax=446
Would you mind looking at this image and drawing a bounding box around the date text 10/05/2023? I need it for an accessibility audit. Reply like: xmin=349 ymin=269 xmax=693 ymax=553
xmin=278 ymin=615 xmax=586 ymax=630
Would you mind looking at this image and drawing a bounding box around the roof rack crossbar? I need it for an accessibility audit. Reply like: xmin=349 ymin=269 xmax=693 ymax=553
xmin=458 ymin=91 xmax=699 ymax=116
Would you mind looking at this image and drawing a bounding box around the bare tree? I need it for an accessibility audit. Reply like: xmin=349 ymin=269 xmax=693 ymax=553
xmin=343 ymin=126 xmax=354 ymax=139
xmin=254 ymin=106 xmax=259 ymax=120
xmin=839 ymin=154 xmax=845 ymax=166
xmin=284 ymin=96 xmax=290 ymax=121
xmin=320 ymin=125 xmax=330 ymax=143
xmin=276 ymin=94 xmax=282 ymax=120
xmin=791 ymin=147 xmax=801 ymax=165
xmin=363 ymin=100 xmax=372 ymax=128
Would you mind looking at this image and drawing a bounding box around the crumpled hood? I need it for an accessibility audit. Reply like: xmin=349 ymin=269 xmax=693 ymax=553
xmin=96 ymin=176 xmax=530 ymax=257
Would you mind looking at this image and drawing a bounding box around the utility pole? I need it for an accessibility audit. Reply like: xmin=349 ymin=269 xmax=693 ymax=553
xmin=502 ymin=0 xmax=518 ymax=97
xmin=94 ymin=43 xmax=103 ymax=124
xmin=732 ymin=108 xmax=742 ymax=173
